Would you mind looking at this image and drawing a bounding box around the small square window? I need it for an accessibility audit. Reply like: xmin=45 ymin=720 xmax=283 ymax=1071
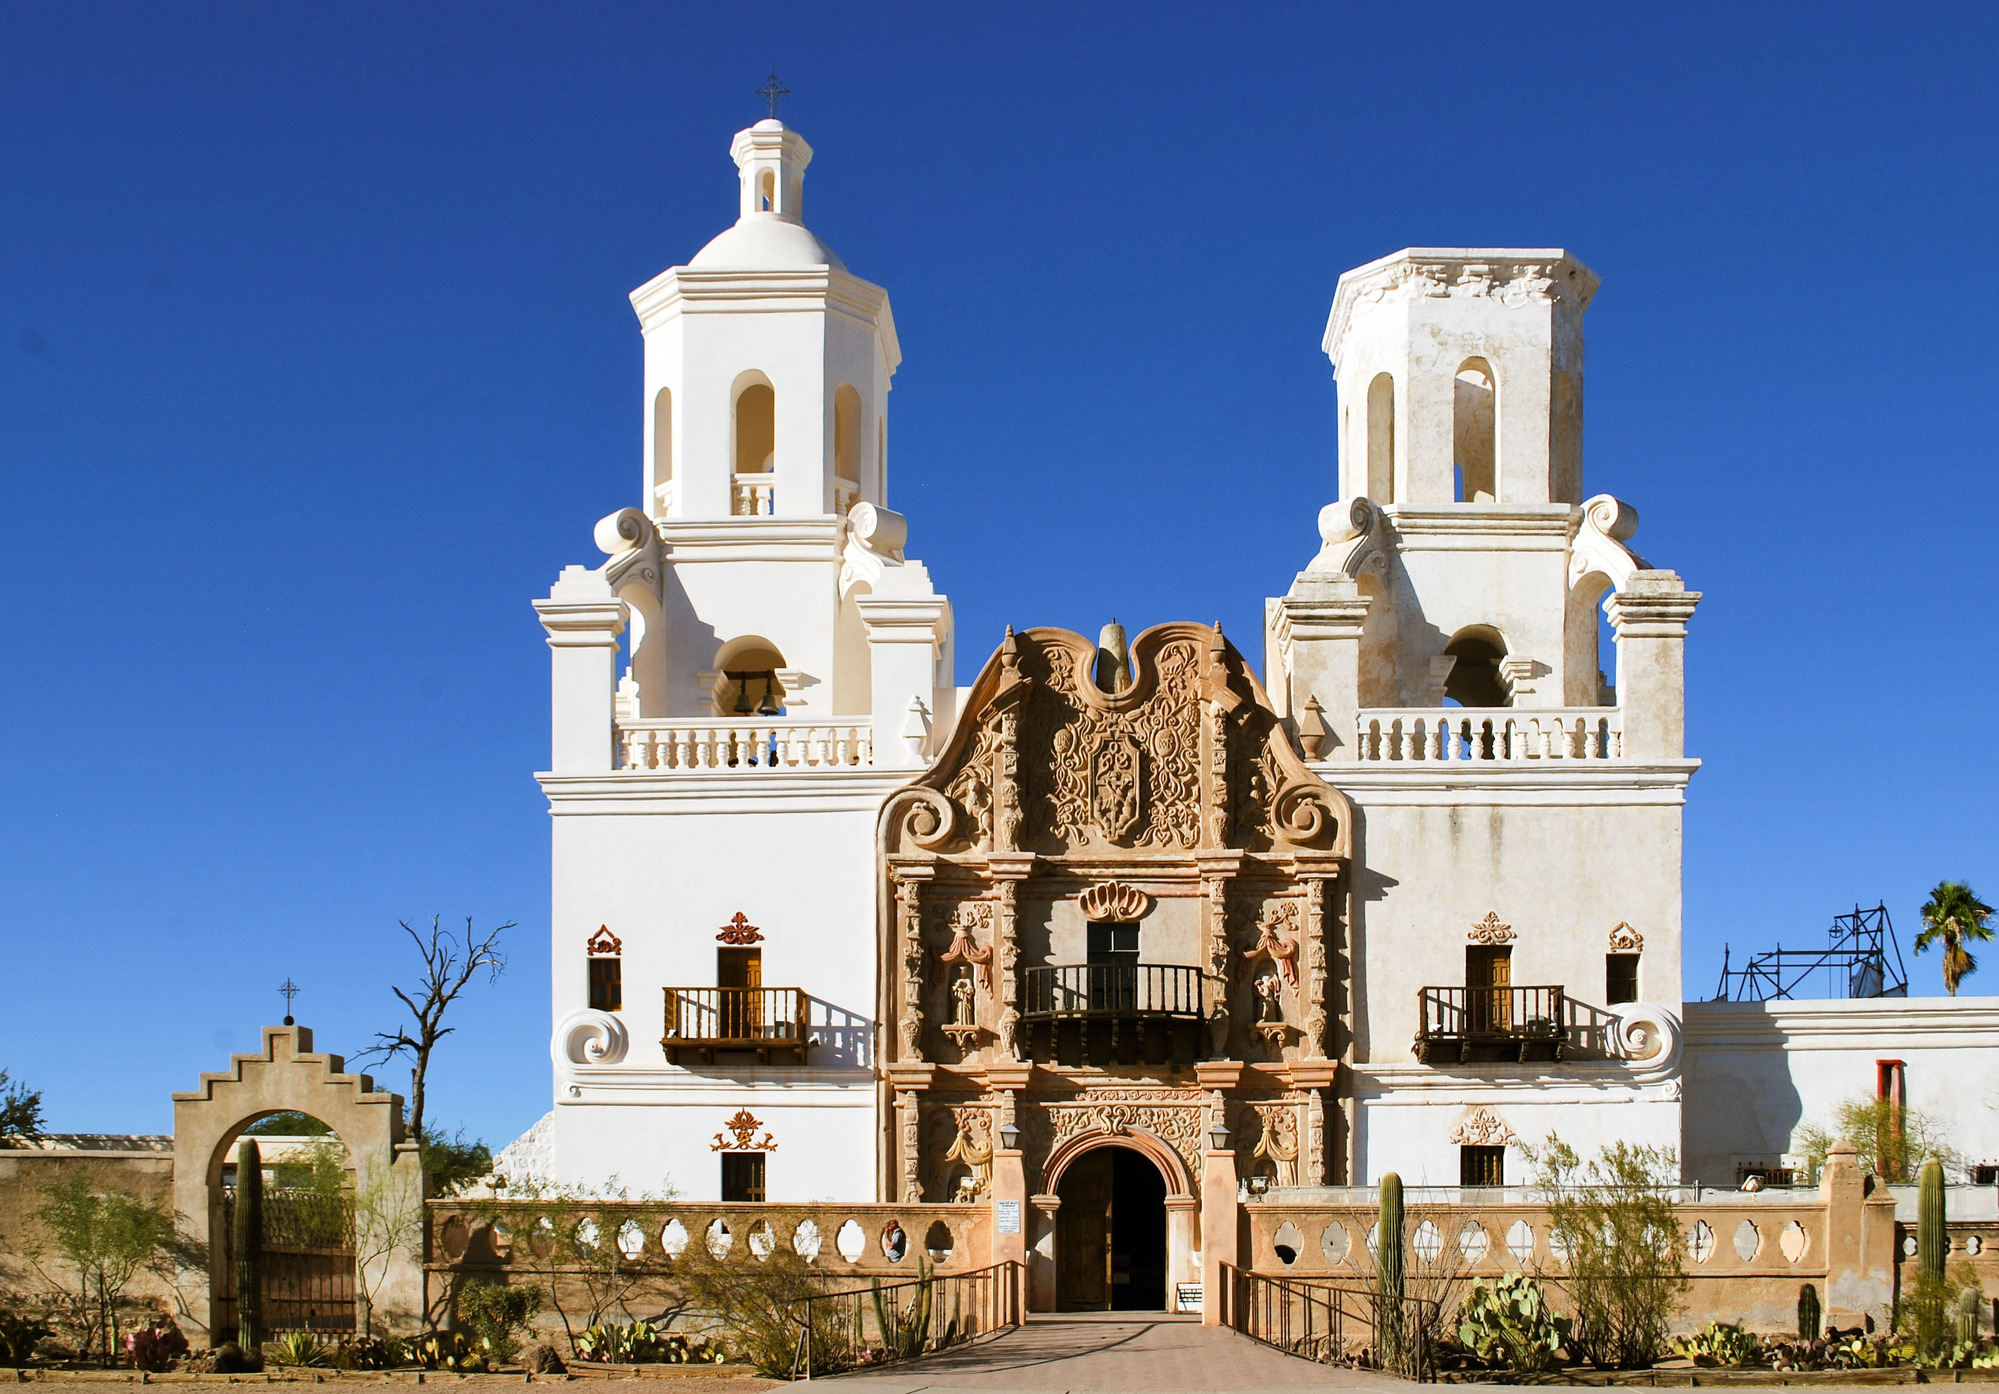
xmin=589 ymin=957 xmax=622 ymax=1013
xmin=1460 ymin=1145 xmax=1504 ymax=1187
xmin=721 ymin=1152 xmax=766 ymax=1203
xmin=1606 ymin=953 xmax=1640 ymax=1005
xmin=1971 ymin=1164 xmax=1998 ymax=1186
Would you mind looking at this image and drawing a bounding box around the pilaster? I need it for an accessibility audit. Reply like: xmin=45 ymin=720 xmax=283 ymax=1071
xmin=1270 ymin=575 xmax=1371 ymax=760
xmin=534 ymin=569 xmax=627 ymax=774
xmin=1605 ymin=571 xmax=1701 ymax=760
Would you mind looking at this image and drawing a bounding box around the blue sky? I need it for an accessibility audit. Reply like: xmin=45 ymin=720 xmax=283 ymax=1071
xmin=2 ymin=3 xmax=1995 ymax=1149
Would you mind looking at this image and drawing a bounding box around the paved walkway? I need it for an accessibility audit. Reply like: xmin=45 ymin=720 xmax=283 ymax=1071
xmin=818 ymin=1312 xmax=1408 ymax=1392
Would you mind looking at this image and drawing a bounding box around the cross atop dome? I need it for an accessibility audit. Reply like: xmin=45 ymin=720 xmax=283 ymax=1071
xmin=755 ymin=69 xmax=789 ymax=120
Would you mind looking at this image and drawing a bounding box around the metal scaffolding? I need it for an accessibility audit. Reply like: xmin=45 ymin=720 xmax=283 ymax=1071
xmin=1712 ymin=902 xmax=1908 ymax=1001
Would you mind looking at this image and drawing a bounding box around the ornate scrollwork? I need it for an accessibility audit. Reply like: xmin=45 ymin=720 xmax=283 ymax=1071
xmin=939 ymin=902 xmax=996 ymax=993
xmin=711 ymin=1109 xmax=778 ymax=1151
xmin=717 ymin=912 xmax=763 ymax=945
xmin=1449 ymin=1107 xmax=1516 ymax=1148
xmin=1608 ymin=922 xmax=1644 ymax=952
xmin=1468 ymin=911 xmax=1515 ymax=945
xmin=585 ymin=925 xmax=621 ymax=956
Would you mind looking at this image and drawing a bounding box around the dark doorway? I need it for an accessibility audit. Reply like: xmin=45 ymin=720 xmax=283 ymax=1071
xmin=1054 ymin=1146 xmax=1167 ymax=1311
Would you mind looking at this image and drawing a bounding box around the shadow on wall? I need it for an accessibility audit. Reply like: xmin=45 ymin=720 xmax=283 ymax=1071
xmin=809 ymin=999 xmax=875 ymax=1068
xmin=1680 ymin=1009 xmax=1803 ymax=1187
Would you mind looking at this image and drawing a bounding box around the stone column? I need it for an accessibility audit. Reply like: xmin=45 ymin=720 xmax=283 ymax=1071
xmin=1196 ymin=853 xmax=1242 ymax=1059
xmin=1269 ymin=575 xmax=1371 ymax=759
xmin=533 ymin=568 xmax=627 ymax=773
xmin=984 ymin=1063 xmax=1031 ymax=1283
xmin=988 ymin=855 xmax=1034 ymax=1061
xmin=1605 ymin=571 xmax=1701 ymax=761
xmin=1028 ymin=1194 xmax=1062 ymax=1313
xmin=885 ymin=1064 xmax=937 ymax=1203
xmin=1195 ymin=1062 xmax=1244 ymax=1327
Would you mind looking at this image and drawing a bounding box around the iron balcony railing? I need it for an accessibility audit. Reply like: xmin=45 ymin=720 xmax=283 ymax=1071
xmin=1415 ymin=985 xmax=1566 ymax=1063
xmin=663 ymin=986 xmax=810 ymax=1065
xmin=1021 ymin=964 xmax=1204 ymax=1020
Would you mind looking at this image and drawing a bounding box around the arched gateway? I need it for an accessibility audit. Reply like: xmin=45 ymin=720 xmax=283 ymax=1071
xmin=878 ymin=622 xmax=1351 ymax=1313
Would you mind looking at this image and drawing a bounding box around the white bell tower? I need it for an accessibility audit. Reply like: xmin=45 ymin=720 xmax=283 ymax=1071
xmin=536 ymin=115 xmax=951 ymax=771
xmin=632 ymin=118 xmax=897 ymax=524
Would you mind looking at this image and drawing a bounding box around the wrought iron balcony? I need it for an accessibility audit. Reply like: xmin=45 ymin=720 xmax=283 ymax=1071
xmin=663 ymin=987 xmax=811 ymax=1065
xmin=1415 ymin=985 xmax=1566 ymax=1064
xmin=1020 ymin=964 xmax=1203 ymax=1068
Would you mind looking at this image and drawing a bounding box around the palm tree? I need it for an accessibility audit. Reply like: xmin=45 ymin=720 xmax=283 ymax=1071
xmin=1915 ymin=881 xmax=1995 ymax=997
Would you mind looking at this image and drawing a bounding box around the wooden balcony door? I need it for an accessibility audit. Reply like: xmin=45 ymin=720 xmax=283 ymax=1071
xmin=719 ymin=948 xmax=762 ymax=1038
xmin=1466 ymin=946 xmax=1511 ymax=1034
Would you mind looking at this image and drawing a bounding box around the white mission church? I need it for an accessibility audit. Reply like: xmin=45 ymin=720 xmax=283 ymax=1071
xmin=504 ymin=114 xmax=1999 ymax=1313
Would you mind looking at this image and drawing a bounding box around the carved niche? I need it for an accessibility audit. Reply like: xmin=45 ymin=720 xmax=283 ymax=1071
xmin=881 ymin=624 xmax=1352 ymax=860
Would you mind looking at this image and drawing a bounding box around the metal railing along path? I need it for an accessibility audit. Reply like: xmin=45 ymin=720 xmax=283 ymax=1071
xmin=1223 ymin=1263 xmax=1435 ymax=1380
xmin=790 ymin=1260 xmax=1023 ymax=1379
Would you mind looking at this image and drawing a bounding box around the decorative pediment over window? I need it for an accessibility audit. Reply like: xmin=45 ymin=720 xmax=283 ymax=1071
xmin=881 ymin=623 xmax=1352 ymax=859
xmin=585 ymin=926 xmax=622 ymax=956
xmin=1608 ymin=922 xmax=1643 ymax=952
xmin=717 ymin=912 xmax=764 ymax=945
xmin=710 ymin=1109 xmax=778 ymax=1152
xmin=1449 ymin=1107 xmax=1518 ymax=1148
xmin=1078 ymin=881 xmax=1150 ymax=922
xmin=1468 ymin=912 xmax=1515 ymax=945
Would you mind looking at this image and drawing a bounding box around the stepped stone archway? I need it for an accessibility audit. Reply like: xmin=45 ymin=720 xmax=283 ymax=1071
xmin=171 ymin=1024 xmax=426 ymax=1338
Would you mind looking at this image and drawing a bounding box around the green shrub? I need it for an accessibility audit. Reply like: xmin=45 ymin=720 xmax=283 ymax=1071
xmin=1530 ymin=1136 xmax=1688 ymax=1369
xmin=458 ymin=1279 xmax=542 ymax=1365
xmin=1456 ymin=1274 xmax=1569 ymax=1372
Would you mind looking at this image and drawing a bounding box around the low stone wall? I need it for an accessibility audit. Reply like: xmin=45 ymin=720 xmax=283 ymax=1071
xmin=1242 ymin=1149 xmax=1927 ymax=1335
xmin=0 ymin=1145 xmax=187 ymax=1340
xmin=426 ymin=1198 xmax=993 ymax=1341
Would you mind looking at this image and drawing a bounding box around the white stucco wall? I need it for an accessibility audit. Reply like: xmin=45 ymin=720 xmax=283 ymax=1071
xmin=1681 ymin=997 xmax=1999 ymax=1186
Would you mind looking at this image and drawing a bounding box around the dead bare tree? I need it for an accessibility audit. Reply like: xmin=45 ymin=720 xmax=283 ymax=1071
xmin=355 ymin=916 xmax=512 ymax=1144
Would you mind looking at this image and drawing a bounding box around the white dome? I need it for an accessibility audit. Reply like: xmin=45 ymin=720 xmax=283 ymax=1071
xmin=688 ymin=215 xmax=845 ymax=272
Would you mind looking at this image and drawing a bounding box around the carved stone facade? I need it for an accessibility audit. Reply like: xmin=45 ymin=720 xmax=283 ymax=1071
xmin=876 ymin=622 xmax=1351 ymax=1280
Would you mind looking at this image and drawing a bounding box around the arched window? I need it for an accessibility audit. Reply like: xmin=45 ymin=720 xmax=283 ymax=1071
xmin=652 ymin=386 xmax=672 ymax=485
xmin=1442 ymin=625 xmax=1509 ymax=708
xmin=1454 ymin=359 xmax=1496 ymax=503
xmin=758 ymin=169 xmax=775 ymax=213
xmin=1366 ymin=372 xmax=1395 ymax=503
xmin=834 ymin=384 xmax=861 ymax=482
xmin=735 ymin=382 xmax=775 ymax=475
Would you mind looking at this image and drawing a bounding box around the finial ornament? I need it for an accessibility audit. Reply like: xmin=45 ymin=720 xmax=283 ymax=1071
xmin=756 ymin=69 xmax=789 ymax=119
xmin=278 ymin=978 xmax=300 ymax=1026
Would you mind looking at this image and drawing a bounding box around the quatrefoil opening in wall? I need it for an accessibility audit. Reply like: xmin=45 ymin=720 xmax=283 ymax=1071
xmin=717 ymin=912 xmax=764 ymax=945
xmin=1078 ymin=880 xmax=1150 ymax=922
xmin=1468 ymin=911 xmax=1515 ymax=945
xmin=1608 ymin=922 xmax=1644 ymax=952
xmin=711 ymin=1109 xmax=778 ymax=1152
xmin=585 ymin=925 xmax=622 ymax=956
xmin=1449 ymin=1107 xmax=1517 ymax=1148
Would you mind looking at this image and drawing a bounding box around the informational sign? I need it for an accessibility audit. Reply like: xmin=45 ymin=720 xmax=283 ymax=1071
xmin=995 ymin=1199 xmax=1021 ymax=1234
xmin=1176 ymin=1282 xmax=1204 ymax=1314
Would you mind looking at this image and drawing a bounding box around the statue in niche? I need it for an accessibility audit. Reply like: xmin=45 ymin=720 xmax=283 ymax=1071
xmin=951 ymin=967 xmax=976 ymax=1027
xmin=1253 ymin=970 xmax=1284 ymax=1023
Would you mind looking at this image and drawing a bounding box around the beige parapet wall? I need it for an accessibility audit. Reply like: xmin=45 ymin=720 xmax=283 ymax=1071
xmin=1237 ymin=1145 xmax=1941 ymax=1334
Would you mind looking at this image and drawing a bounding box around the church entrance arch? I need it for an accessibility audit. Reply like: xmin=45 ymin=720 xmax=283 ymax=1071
xmin=1050 ymin=1140 xmax=1171 ymax=1311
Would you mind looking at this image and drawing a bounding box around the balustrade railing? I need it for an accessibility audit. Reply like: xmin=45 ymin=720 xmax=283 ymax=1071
xmin=617 ymin=719 xmax=873 ymax=771
xmin=1416 ymin=985 xmax=1566 ymax=1062
xmin=833 ymin=477 xmax=861 ymax=517
xmin=664 ymin=986 xmax=811 ymax=1063
xmin=1354 ymin=708 xmax=1622 ymax=762
xmin=731 ymin=476 xmax=775 ymax=516
xmin=1021 ymin=964 xmax=1203 ymax=1020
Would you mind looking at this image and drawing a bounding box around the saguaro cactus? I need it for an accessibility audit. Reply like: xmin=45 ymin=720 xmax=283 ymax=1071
xmin=233 ymin=1138 xmax=264 ymax=1352
xmin=1797 ymin=1282 xmax=1821 ymax=1340
xmin=1958 ymin=1287 xmax=1981 ymax=1348
xmin=1378 ymin=1172 xmax=1405 ymax=1296
xmin=1918 ymin=1156 xmax=1946 ymax=1284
